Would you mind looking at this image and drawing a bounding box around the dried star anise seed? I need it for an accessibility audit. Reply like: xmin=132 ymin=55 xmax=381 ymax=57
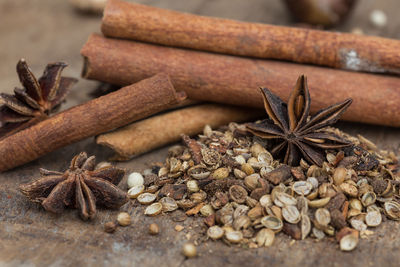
xmin=0 ymin=59 xmax=77 ymax=140
xmin=246 ymin=75 xmax=352 ymax=167
xmin=19 ymin=152 xmax=128 ymax=221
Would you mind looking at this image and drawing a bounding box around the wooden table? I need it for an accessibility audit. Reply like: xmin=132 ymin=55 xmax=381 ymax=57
xmin=1 ymin=0 xmax=399 ymax=266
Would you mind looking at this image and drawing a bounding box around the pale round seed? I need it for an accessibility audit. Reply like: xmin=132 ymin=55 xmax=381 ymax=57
xmin=207 ymin=226 xmax=224 ymax=240
xmin=127 ymin=172 xmax=144 ymax=188
xmin=127 ymin=185 xmax=145 ymax=199
xmin=149 ymin=223 xmax=160 ymax=235
xmin=117 ymin=212 xmax=131 ymax=226
xmin=144 ymin=202 xmax=163 ymax=216
xmin=137 ymin=193 xmax=157 ymax=204
xmin=315 ymin=208 xmax=331 ymax=226
xmin=182 ymin=243 xmax=197 ymax=258
xmin=350 ymin=219 xmax=367 ymax=231
xmin=292 ymin=181 xmax=313 ymax=196
xmin=340 ymin=234 xmax=359 ymax=251
xmin=365 ymin=210 xmax=382 ymax=227
xmin=160 ymin=197 xmax=178 ymax=212
xmin=200 ymin=204 xmax=215 ymax=217
xmin=256 ymin=228 xmax=275 ymax=247
xmin=307 ymin=177 xmax=319 ymax=189
xmin=187 ymin=180 xmax=199 ymax=193
xmin=282 ymin=205 xmax=300 ymax=224
xmin=259 ymin=195 xmax=272 ymax=208
xmin=261 ymin=215 xmax=283 ymax=231
xmin=225 ymin=230 xmax=243 ymax=243
xmin=333 ymin=167 xmax=346 ymax=186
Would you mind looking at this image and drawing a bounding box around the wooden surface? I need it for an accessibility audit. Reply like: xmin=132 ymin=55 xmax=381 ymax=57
xmin=1 ymin=0 xmax=400 ymax=266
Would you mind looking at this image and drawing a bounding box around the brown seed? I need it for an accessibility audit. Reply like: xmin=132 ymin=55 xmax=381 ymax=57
xmin=204 ymin=214 xmax=216 ymax=227
xmin=149 ymin=223 xmax=160 ymax=235
xmin=333 ymin=167 xmax=347 ymax=185
xmin=330 ymin=209 xmax=347 ymax=229
xmin=264 ymin=165 xmax=291 ymax=185
xmin=250 ymin=187 xmax=268 ymax=200
xmin=117 ymin=212 xmax=131 ymax=226
xmin=159 ymin=184 xmax=187 ymax=200
xmin=326 ymin=192 xmax=346 ymax=211
xmin=104 ymin=221 xmax=117 ymax=233
xmin=229 ymin=185 xmax=248 ymax=204
xmin=291 ymin=167 xmax=305 ymax=180
xmin=282 ymin=222 xmax=301 ymax=240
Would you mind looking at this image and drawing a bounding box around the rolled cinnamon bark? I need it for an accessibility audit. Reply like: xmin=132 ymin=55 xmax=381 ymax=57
xmin=96 ymin=104 xmax=263 ymax=160
xmin=101 ymin=0 xmax=400 ymax=74
xmin=81 ymin=34 xmax=400 ymax=127
xmin=0 ymin=73 xmax=186 ymax=172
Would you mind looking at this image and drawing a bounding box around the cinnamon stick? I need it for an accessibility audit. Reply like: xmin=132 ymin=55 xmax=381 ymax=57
xmin=81 ymin=34 xmax=400 ymax=127
xmin=96 ymin=104 xmax=263 ymax=160
xmin=0 ymin=73 xmax=186 ymax=172
xmin=101 ymin=0 xmax=400 ymax=74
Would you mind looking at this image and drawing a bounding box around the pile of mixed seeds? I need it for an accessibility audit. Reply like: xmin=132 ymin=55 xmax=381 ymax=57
xmin=126 ymin=123 xmax=400 ymax=251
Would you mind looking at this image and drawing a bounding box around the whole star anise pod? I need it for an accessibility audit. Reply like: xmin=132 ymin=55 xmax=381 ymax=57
xmin=19 ymin=152 xmax=128 ymax=220
xmin=246 ymin=75 xmax=352 ymax=167
xmin=0 ymin=59 xmax=77 ymax=139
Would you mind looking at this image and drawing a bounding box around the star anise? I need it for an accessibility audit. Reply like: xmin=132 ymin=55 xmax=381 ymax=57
xmin=19 ymin=152 xmax=128 ymax=220
xmin=246 ymin=75 xmax=352 ymax=167
xmin=0 ymin=59 xmax=77 ymax=139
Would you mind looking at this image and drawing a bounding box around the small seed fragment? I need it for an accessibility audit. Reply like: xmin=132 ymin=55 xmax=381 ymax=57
xmin=149 ymin=223 xmax=160 ymax=235
xmin=207 ymin=225 xmax=224 ymax=240
xmin=315 ymin=208 xmax=331 ymax=226
xmin=340 ymin=234 xmax=359 ymax=251
xmin=361 ymin=191 xmax=376 ymax=207
xmin=229 ymin=185 xmax=248 ymax=204
xmin=137 ymin=193 xmax=157 ymax=204
xmin=127 ymin=185 xmax=145 ymax=199
xmin=175 ymin=225 xmax=185 ymax=232
xmin=104 ymin=221 xmax=117 ymax=233
xmin=292 ymin=181 xmax=313 ymax=195
xmin=384 ymin=201 xmax=400 ymax=220
xmin=225 ymin=230 xmax=243 ymax=243
xmin=333 ymin=167 xmax=347 ymax=186
xmin=301 ymin=214 xmax=311 ymax=240
xmin=182 ymin=243 xmax=197 ymax=258
xmin=282 ymin=205 xmax=300 ymax=224
xmin=200 ymin=204 xmax=215 ymax=217
xmin=256 ymin=228 xmax=275 ymax=247
xmin=212 ymin=167 xmax=229 ymax=179
xmin=241 ymin=163 xmax=255 ymax=175
xmin=160 ymin=197 xmax=178 ymax=212
xmin=308 ymin=197 xmax=331 ymax=208
xmin=145 ymin=202 xmax=163 ymax=216
xmin=261 ymin=215 xmax=283 ymax=232
xmin=365 ymin=210 xmax=382 ymax=227
xmin=187 ymin=180 xmax=199 ymax=193
xmin=117 ymin=212 xmax=131 ymax=226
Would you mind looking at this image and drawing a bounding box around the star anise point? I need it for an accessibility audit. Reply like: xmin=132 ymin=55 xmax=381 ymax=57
xmin=19 ymin=152 xmax=128 ymax=221
xmin=247 ymin=75 xmax=352 ymax=167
